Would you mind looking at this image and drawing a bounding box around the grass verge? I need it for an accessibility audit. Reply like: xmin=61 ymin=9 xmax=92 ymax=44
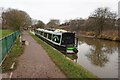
xmin=29 ymin=32 xmax=98 ymax=79
xmin=0 ymin=29 xmax=14 ymax=38
xmin=1 ymin=36 xmax=24 ymax=73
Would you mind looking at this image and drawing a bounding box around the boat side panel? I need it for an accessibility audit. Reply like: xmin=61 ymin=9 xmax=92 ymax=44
xmin=35 ymin=33 xmax=66 ymax=54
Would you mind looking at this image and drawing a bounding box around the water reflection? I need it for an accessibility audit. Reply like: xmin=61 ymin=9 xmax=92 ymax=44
xmin=79 ymin=37 xmax=118 ymax=67
xmin=77 ymin=36 xmax=118 ymax=78
xmin=86 ymin=45 xmax=109 ymax=67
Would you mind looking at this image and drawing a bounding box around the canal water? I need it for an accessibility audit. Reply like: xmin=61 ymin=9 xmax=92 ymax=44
xmin=76 ymin=36 xmax=119 ymax=78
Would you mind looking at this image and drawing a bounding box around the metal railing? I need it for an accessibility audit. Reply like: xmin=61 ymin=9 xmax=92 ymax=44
xmin=0 ymin=31 xmax=20 ymax=64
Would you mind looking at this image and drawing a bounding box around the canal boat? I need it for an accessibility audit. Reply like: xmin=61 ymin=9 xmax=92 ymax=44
xmin=34 ymin=28 xmax=78 ymax=54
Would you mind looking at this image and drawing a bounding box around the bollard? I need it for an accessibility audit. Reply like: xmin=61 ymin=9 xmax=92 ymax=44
xmin=22 ymin=39 xmax=26 ymax=45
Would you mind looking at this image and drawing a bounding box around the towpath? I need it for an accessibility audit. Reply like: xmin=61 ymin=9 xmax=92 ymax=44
xmin=12 ymin=31 xmax=66 ymax=78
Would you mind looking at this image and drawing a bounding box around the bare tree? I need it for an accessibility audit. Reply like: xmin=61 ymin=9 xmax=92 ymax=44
xmin=34 ymin=20 xmax=45 ymax=29
xmin=68 ymin=18 xmax=85 ymax=31
xmin=2 ymin=8 xmax=31 ymax=30
xmin=0 ymin=7 xmax=4 ymax=19
xmin=46 ymin=19 xmax=60 ymax=28
xmin=0 ymin=7 xmax=5 ymax=28
xmin=90 ymin=7 xmax=117 ymax=36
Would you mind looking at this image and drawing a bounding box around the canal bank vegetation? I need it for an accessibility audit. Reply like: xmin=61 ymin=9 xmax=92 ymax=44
xmin=29 ymin=32 xmax=98 ymax=79
xmin=0 ymin=29 xmax=14 ymax=38
xmin=78 ymin=30 xmax=119 ymax=41
xmin=59 ymin=7 xmax=119 ymax=42
xmin=1 ymin=36 xmax=24 ymax=73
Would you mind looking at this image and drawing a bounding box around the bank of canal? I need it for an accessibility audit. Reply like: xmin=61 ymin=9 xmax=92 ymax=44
xmin=30 ymin=32 xmax=98 ymax=78
xmin=77 ymin=36 xmax=119 ymax=78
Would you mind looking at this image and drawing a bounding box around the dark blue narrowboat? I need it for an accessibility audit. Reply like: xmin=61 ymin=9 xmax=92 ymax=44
xmin=34 ymin=28 xmax=78 ymax=54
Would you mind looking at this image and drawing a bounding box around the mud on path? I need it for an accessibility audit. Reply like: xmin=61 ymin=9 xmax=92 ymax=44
xmin=12 ymin=31 xmax=66 ymax=78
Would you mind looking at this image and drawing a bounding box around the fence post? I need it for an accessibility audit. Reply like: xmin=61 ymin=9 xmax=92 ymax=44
xmin=0 ymin=39 xmax=2 ymax=63
xmin=5 ymin=37 xmax=8 ymax=54
xmin=12 ymin=33 xmax=14 ymax=44
xmin=15 ymin=31 xmax=17 ymax=40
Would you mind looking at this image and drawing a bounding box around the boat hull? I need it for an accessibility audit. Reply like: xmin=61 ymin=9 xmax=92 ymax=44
xmin=35 ymin=34 xmax=67 ymax=54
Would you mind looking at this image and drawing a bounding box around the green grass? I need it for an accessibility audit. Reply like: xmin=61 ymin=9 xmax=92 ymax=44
xmin=29 ymin=32 xmax=99 ymax=79
xmin=1 ymin=36 xmax=24 ymax=73
xmin=0 ymin=30 xmax=14 ymax=38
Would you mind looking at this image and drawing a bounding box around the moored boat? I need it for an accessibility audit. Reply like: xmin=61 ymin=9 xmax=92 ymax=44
xmin=34 ymin=28 xmax=78 ymax=54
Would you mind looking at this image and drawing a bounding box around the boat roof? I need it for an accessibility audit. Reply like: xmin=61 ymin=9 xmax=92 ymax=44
xmin=36 ymin=28 xmax=73 ymax=35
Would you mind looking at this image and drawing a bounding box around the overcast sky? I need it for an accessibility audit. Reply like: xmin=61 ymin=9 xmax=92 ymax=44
xmin=0 ymin=0 xmax=119 ymax=23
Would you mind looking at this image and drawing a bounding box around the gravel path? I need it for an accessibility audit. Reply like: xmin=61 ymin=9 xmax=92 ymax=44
xmin=12 ymin=31 xmax=66 ymax=78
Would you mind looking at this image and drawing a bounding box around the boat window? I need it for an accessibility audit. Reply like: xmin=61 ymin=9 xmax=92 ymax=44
xmin=40 ymin=31 xmax=43 ymax=35
xmin=44 ymin=32 xmax=47 ymax=38
xmin=43 ymin=32 xmax=44 ymax=36
xmin=48 ymin=33 xmax=52 ymax=40
xmin=61 ymin=33 xmax=75 ymax=45
xmin=52 ymin=35 xmax=61 ymax=43
xmin=39 ymin=31 xmax=41 ymax=34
